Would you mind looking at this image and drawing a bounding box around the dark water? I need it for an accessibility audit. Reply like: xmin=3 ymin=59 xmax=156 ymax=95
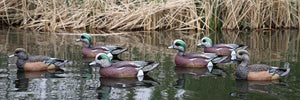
xmin=0 ymin=27 xmax=299 ymax=99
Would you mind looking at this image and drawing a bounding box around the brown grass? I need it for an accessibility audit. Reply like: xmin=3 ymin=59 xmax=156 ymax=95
xmin=0 ymin=0 xmax=299 ymax=31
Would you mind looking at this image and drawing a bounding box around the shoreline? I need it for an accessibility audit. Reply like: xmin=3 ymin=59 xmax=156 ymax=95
xmin=1 ymin=0 xmax=299 ymax=32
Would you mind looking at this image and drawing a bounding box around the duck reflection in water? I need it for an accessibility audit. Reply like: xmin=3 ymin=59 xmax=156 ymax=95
xmin=97 ymin=75 xmax=159 ymax=99
xmin=174 ymin=67 xmax=228 ymax=88
xmin=230 ymin=80 xmax=288 ymax=99
xmin=14 ymin=68 xmax=64 ymax=91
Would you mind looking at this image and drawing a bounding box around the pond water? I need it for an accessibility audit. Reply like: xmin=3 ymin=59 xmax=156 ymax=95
xmin=0 ymin=27 xmax=299 ymax=99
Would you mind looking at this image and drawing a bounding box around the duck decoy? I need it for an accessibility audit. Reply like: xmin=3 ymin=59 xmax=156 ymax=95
xmin=197 ymin=37 xmax=248 ymax=60
xmin=168 ymin=39 xmax=227 ymax=72
xmin=76 ymin=33 xmax=127 ymax=58
xmin=8 ymin=48 xmax=68 ymax=71
xmin=89 ymin=53 xmax=159 ymax=78
xmin=235 ymin=50 xmax=290 ymax=80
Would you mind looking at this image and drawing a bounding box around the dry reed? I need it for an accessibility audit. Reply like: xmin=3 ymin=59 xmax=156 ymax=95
xmin=0 ymin=0 xmax=299 ymax=31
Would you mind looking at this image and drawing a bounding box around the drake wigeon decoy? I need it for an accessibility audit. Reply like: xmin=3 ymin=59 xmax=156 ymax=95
xmin=76 ymin=33 xmax=127 ymax=58
xmin=235 ymin=50 xmax=290 ymax=80
xmin=197 ymin=37 xmax=248 ymax=60
xmin=168 ymin=39 xmax=227 ymax=72
xmin=8 ymin=48 xmax=68 ymax=71
xmin=89 ymin=53 xmax=160 ymax=78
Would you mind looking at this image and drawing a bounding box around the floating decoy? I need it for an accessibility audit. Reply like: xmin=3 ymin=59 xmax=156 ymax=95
xmin=197 ymin=37 xmax=248 ymax=60
xmin=89 ymin=53 xmax=159 ymax=78
xmin=76 ymin=33 xmax=127 ymax=58
xmin=8 ymin=48 xmax=68 ymax=71
xmin=235 ymin=50 xmax=290 ymax=80
xmin=168 ymin=39 xmax=227 ymax=72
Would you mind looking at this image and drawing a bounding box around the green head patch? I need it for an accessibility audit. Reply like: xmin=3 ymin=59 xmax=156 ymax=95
xmin=98 ymin=54 xmax=111 ymax=63
xmin=81 ymin=33 xmax=92 ymax=43
xmin=174 ymin=40 xmax=186 ymax=51
xmin=203 ymin=37 xmax=212 ymax=45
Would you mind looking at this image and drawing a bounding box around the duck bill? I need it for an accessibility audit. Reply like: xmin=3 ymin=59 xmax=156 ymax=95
xmin=197 ymin=43 xmax=203 ymax=47
xmin=8 ymin=54 xmax=15 ymax=58
xmin=89 ymin=61 xmax=96 ymax=66
xmin=75 ymin=39 xmax=81 ymax=42
xmin=168 ymin=46 xmax=174 ymax=49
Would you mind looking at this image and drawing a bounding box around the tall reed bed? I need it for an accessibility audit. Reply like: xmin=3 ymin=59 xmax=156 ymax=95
xmin=0 ymin=0 xmax=299 ymax=31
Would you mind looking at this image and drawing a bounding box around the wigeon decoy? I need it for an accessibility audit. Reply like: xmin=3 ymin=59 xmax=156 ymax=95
xmin=197 ymin=37 xmax=248 ymax=60
xmin=168 ymin=39 xmax=227 ymax=72
xmin=76 ymin=33 xmax=127 ymax=58
xmin=235 ymin=50 xmax=290 ymax=80
xmin=8 ymin=48 xmax=68 ymax=71
xmin=89 ymin=53 xmax=160 ymax=78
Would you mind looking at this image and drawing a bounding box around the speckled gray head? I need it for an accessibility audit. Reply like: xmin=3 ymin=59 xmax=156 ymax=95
xmin=236 ymin=50 xmax=250 ymax=66
xmin=197 ymin=37 xmax=212 ymax=48
xmin=76 ymin=33 xmax=92 ymax=47
xmin=168 ymin=39 xmax=186 ymax=52
xmin=90 ymin=53 xmax=112 ymax=67
xmin=236 ymin=50 xmax=250 ymax=60
xmin=8 ymin=48 xmax=28 ymax=60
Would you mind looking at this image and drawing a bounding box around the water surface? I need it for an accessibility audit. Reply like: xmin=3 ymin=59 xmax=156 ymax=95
xmin=0 ymin=27 xmax=299 ymax=99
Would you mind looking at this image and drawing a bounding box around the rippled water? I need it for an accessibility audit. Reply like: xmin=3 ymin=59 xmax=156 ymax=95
xmin=0 ymin=27 xmax=299 ymax=99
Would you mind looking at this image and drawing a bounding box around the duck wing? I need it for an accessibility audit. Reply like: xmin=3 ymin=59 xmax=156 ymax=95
xmin=91 ymin=45 xmax=127 ymax=55
xmin=90 ymin=45 xmax=110 ymax=51
xmin=28 ymin=56 xmax=68 ymax=67
xmin=184 ymin=52 xmax=217 ymax=59
xmin=248 ymin=64 xmax=270 ymax=72
xmin=104 ymin=46 xmax=128 ymax=55
xmin=28 ymin=55 xmax=50 ymax=62
xmin=113 ymin=61 xmax=159 ymax=72
xmin=214 ymin=44 xmax=240 ymax=49
xmin=214 ymin=44 xmax=248 ymax=50
xmin=114 ymin=61 xmax=153 ymax=68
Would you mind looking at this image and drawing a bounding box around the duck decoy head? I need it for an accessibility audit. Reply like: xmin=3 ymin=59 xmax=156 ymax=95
xmin=236 ymin=50 xmax=250 ymax=61
xmin=89 ymin=53 xmax=112 ymax=67
xmin=197 ymin=37 xmax=212 ymax=48
xmin=168 ymin=39 xmax=186 ymax=52
xmin=9 ymin=48 xmax=28 ymax=59
xmin=76 ymin=33 xmax=92 ymax=46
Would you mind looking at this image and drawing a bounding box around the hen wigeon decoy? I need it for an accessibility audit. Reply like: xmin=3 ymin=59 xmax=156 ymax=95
xmin=89 ymin=53 xmax=160 ymax=78
xmin=8 ymin=48 xmax=68 ymax=71
xmin=197 ymin=37 xmax=248 ymax=60
xmin=235 ymin=50 xmax=290 ymax=80
xmin=76 ymin=33 xmax=127 ymax=58
xmin=168 ymin=39 xmax=227 ymax=72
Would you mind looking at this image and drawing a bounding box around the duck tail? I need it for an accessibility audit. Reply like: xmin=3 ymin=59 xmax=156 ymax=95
xmin=278 ymin=62 xmax=290 ymax=77
xmin=111 ymin=48 xmax=128 ymax=55
xmin=52 ymin=59 xmax=69 ymax=67
xmin=142 ymin=63 xmax=160 ymax=73
xmin=212 ymin=55 xmax=228 ymax=64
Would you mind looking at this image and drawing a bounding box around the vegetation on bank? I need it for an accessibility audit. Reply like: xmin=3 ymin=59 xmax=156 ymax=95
xmin=0 ymin=0 xmax=299 ymax=31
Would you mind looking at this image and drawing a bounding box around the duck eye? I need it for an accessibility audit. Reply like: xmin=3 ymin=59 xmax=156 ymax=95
xmin=97 ymin=56 xmax=102 ymax=60
xmin=15 ymin=51 xmax=20 ymax=54
xmin=238 ymin=52 xmax=243 ymax=55
xmin=81 ymin=36 xmax=86 ymax=39
xmin=202 ymin=39 xmax=206 ymax=42
xmin=175 ymin=43 xmax=181 ymax=46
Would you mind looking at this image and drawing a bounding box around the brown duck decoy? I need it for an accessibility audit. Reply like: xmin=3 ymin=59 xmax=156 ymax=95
xmin=168 ymin=39 xmax=227 ymax=72
xmin=235 ymin=50 xmax=290 ymax=80
xmin=89 ymin=53 xmax=159 ymax=78
xmin=76 ymin=33 xmax=127 ymax=58
xmin=8 ymin=48 xmax=68 ymax=71
xmin=197 ymin=37 xmax=248 ymax=60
